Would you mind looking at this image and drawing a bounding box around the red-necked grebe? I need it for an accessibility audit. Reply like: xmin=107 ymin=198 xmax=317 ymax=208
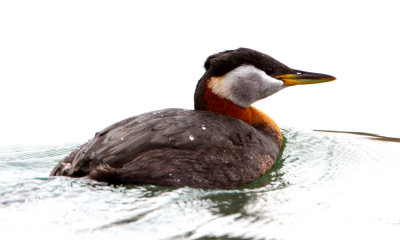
xmin=50 ymin=48 xmax=335 ymax=188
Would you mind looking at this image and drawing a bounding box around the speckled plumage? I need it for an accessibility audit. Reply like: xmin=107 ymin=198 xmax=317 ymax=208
xmin=50 ymin=109 xmax=280 ymax=188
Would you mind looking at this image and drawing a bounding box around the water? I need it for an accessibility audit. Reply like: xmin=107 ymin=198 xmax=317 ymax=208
xmin=1 ymin=128 xmax=400 ymax=240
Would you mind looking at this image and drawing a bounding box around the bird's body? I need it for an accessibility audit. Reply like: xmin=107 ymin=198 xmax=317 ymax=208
xmin=51 ymin=48 xmax=335 ymax=188
xmin=51 ymin=109 xmax=280 ymax=188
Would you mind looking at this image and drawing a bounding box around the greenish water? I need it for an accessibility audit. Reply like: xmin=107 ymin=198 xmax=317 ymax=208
xmin=1 ymin=128 xmax=400 ymax=240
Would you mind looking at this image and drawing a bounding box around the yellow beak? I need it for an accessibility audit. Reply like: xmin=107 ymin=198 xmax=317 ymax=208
xmin=276 ymin=69 xmax=336 ymax=86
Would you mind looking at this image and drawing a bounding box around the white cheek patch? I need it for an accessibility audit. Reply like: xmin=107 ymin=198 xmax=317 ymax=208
xmin=260 ymin=71 xmax=286 ymax=97
xmin=208 ymin=65 xmax=284 ymax=107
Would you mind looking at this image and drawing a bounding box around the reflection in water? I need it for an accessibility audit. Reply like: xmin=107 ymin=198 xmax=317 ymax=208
xmin=1 ymin=128 xmax=400 ymax=239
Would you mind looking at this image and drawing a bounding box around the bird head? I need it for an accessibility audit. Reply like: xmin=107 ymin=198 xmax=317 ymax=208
xmin=197 ymin=48 xmax=335 ymax=108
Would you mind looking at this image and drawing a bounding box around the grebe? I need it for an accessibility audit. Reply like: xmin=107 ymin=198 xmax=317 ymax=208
xmin=50 ymin=48 xmax=335 ymax=188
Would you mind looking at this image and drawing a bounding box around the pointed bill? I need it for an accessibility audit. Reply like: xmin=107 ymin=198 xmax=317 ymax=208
xmin=276 ymin=69 xmax=336 ymax=86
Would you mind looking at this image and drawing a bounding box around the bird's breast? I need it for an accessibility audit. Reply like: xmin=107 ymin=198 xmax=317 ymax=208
xmin=203 ymin=87 xmax=283 ymax=146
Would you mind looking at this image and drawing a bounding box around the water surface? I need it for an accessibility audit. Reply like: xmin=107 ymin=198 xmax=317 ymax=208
xmin=1 ymin=128 xmax=399 ymax=240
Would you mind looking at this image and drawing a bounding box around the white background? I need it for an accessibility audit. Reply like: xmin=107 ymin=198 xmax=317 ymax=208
xmin=1 ymin=0 xmax=400 ymax=145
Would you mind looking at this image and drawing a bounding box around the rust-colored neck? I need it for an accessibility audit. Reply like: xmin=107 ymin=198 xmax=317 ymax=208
xmin=202 ymin=87 xmax=283 ymax=146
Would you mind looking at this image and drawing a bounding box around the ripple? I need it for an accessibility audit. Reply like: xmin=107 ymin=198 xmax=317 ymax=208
xmin=0 ymin=129 xmax=399 ymax=240
xmin=0 ymin=144 xmax=76 ymax=162
xmin=279 ymin=127 xmax=381 ymax=189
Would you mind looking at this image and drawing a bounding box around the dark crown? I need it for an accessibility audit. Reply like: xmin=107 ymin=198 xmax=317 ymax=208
xmin=204 ymin=48 xmax=293 ymax=77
